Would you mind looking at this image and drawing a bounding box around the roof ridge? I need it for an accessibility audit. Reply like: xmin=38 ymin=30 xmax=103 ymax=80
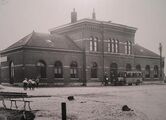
xmin=25 ymin=31 xmax=36 ymax=46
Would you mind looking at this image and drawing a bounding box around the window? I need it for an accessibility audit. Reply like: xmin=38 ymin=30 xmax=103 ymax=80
xmin=90 ymin=37 xmax=93 ymax=51
xmin=94 ymin=37 xmax=98 ymax=51
xmin=115 ymin=39 xmax=119 ymax=53
xmin=136 ymin=64 xmax=141 ymax=71
xmin=110 ymin=39 xmax=119 ymax=53
xmin=70 ymin=61 xmax=78 ymax=78
xmin=126 ymin=64 xmax=132 ymax=71
xmin=37 ymin=60 xmax=46 ymax=78
xmin=125 ymin=41 xmax=132 ymax=54
xmin=154 ymin=65 xmax=159 ymax=78
xmin=9 ymin=61 xmax=14 ymax=84
xmin=111 ymin=39 xmax=115 ymax=52
xmin=107 ymin=39 xmax=111 ymax=52
xmin=125 ymin=42 xmax=128 ymax=54
xmin=89 ymin=36 xmax=98 ymax=51
xmin=54 ymin=61 xmax=63 ymax=78
xmin=128 ymin=41 xmax=132 ymax=54
xmin=91 ymin=62 xmax=98 ymax=78
xmin=145 ymin=65 xmax=150 ymax=78
xmin=110 ymin=63 xmax=118 ymax=76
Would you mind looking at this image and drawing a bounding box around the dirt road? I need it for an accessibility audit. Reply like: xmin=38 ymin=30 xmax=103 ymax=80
xmin=1 ymin=85 xmax=166 ymax=120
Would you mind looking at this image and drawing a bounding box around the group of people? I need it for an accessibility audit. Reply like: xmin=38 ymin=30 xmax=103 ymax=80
xmin=22 ymin=77 xmax=40 ymax=90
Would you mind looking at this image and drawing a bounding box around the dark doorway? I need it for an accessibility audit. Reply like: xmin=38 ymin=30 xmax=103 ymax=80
xmin=9 ymin=61 xmax=14 ymax=84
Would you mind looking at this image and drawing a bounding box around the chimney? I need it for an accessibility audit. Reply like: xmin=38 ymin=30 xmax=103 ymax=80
xmin=71 ymin=8 xmax=77 ymax=23
xmin=92 ymin=8 xmax=96 ymax=20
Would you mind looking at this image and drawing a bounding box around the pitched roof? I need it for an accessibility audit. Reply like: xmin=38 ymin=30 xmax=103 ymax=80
xmin=133 ymin=44 xmax=160 ymax=58
xmin=3 ymin=31 xmax=81 ymax=52
xmin=6 ymin=32 xmax=33 ymax=50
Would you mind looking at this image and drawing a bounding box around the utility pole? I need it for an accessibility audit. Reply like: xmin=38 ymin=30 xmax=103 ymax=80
xmin=100 ymin=22 xmax=105 ymax=85
xmin=82 ymin=25 xmax=87 ymax=86
xmin=82 ymin=43 xmax=87 ymax=86
xmin=159 ymin=42 xmax=163 ymax=81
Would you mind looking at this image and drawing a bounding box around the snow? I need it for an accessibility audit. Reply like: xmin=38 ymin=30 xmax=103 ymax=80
xmin=1 ymin=85 xmax=166 ymax=120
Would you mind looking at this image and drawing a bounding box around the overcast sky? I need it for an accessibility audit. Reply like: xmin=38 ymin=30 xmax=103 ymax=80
xmin=0 ymin=0 xmax=166 ymax=71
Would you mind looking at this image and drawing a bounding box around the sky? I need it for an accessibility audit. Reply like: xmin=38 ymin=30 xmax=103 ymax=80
xmin=0 ymin=0 xmax=166 ymax=71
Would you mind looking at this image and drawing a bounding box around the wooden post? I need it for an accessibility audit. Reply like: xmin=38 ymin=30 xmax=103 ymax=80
xmin=61 ymin=102 xmax=66 ymax=120
xmin=159 ymin=43 xmax=163 ymax=81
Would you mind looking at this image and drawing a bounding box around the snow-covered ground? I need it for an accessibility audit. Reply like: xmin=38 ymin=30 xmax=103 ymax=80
xmin=1 ymin=85 xmax=166 ymax=120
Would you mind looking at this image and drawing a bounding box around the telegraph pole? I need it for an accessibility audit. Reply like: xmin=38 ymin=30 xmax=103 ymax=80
xmin=100 ymin=22 xmax=105 ymax=85
xmin=159 ymin=43 xmax=163 ymax=81
xmin=82 ymin=43 xmax=87 ymax=86
xmin=82 ymin=25 xmax=87 ymax=86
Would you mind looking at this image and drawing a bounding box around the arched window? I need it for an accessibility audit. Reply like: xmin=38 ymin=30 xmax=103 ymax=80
xmin=111 ymin=39 xmax=115 ymax=53
xmin=89 ymin=36 xmax=98 ymax=52
xmin=91 ymin=62 xmax=98 ymax=78
xmin=110 ymin=63 xmax=118 ymax=76
xmin=90 ymin=37 xmax=93 ymax=51
xmin=145 ymin=65 xmax=150 ymax=78
xmin=36 ymin=60 xmax=46 ymax=78
xmin=125 ymin=42 xmax=128 ymax=54
xmin=70 ymin=61 xmax=78 ymax=78
xmin=9 ymin=61 xmax=14 ymax=84
xmin=136 ymin=64 xmax=141 ymax=71
xmin=128 ymin=41 xmax=132 ymax=54
xmin=154 ymin=65 xmax=159 ymax=78
xmin=107 ymin=39 xmax=111 ymax=52
xmin=125 ymin=41 xmax=132 ymax=54
xmin=126 ymin=64 xmax=132 ymax=71
xmin=54 ymin=61 xmax=63 ymax=78
xmin=94 ymin=37 xmax=98 ymax=51
xmin=115 ymin=39 xmax=119 ymax=53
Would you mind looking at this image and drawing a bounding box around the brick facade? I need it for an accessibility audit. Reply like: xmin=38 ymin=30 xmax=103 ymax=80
xmin=0 ymin=10 xmax=163 ymax=86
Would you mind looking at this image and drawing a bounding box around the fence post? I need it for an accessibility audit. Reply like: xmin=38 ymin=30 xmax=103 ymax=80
xmin=61 ymin=102 xmax=66 ymax=120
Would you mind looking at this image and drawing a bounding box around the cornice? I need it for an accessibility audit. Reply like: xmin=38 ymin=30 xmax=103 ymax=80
xmin=49 ymin=18 xmax=137 ymax=34
xmin=134 ymin=55 xmax=160 ymax=59
xmin=23 ymin=46 xmax=83 ymax=54
xmin=1 ymin=46 xmax=24 ymax=54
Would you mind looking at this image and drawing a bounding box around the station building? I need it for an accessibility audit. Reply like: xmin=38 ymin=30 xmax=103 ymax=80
xmin=0 ymin=9 xmax=164 ymax=86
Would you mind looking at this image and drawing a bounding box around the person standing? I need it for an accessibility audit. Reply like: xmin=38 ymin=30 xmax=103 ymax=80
xmin=22 ymin=78 xmax=28 ymax=90
xmin=28 ymin=79 xmax=33 ymax=90
xmin=35 ymin=77 xmax=40 ymax=88
xmin=31 ymin=79 xmax=36 ymax=90
xmin=104 ymin=72 xmax=109 ymax=86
